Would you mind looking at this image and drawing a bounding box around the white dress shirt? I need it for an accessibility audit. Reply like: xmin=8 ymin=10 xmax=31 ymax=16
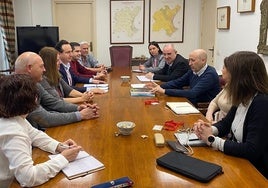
xmin=0 ymin=116 xmax=69 ymax=187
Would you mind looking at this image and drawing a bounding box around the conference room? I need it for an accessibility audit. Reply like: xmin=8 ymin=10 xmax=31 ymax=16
xmin=1 ymin=0 xmax=268 ymax=187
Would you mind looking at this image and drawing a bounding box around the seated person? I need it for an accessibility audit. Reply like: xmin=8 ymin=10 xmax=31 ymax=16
xmin=145 ymin=44 xmax=190 ymax=82
xmin=206 ymin=87 xmax=232 ymax=123
xmin=55 ymin=40 xmax=105 ymax=93
xmin=79 ymin=41 xmax=106 ymax=72
xmin=39 ymin=47 xmax=105 ymax=104
xmin=193 ymin=51 xmax=268 ymax=179
xmin=0 ymin=74 xmax=82 ymax=187
xmin=70 ymin=42 xmax=107 ymax=81
xmin=15 ymin=52 xmax=100 ymax=129
xmin=139 ymin=41 xmax=165 ymax=73
xmin=148 ymin=49 xmax=220 ymax=106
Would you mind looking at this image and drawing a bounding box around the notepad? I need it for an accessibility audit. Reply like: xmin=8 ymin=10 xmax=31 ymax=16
xmin=136 ymin=75 xmax=160 ymax=82
xmin=130 ymin=84 xmax=146 ymax=89
xmin=49 ymin=151 xmax=105 ymax=179
xmin=166 ymin=102 xmax=200 ymax=114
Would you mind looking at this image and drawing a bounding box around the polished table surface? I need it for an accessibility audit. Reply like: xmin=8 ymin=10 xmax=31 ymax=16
xmin=11 ymin=67 xmax=267 ymax=187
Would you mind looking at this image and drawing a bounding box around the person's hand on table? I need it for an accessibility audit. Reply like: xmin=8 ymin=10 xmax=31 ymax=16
xmin=80 ymin=103 xmax=100 ymax=120
xmin=146 ymin=81 xmax=165 ymax=94
xmin=193 ymin=119 xmax=213 ymax=142
xmin=81 ymin=91 xmax=94 ymax=102
xmin=145 ymin=72 xmax=154 ymax=80
xmin=61 ymin=145 xmax=82 ymax=162
xmin=139 ymin=64 xmax=145 ymax=71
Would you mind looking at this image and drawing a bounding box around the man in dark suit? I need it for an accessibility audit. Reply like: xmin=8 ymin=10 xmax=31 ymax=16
xmin=55 ymin=40 xmax=105 ymax=93
xmin=145 ymin=44 xmax=190 ymax=82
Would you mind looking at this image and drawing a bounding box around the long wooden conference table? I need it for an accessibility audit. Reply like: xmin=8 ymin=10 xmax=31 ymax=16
xmin=11 ymin=67 xmax=267 ymax=187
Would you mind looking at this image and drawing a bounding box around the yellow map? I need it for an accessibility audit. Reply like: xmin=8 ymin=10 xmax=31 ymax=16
xmin=113 ymin=6 xmax=141 ymax=37
xmin=152 ymin=5 xmax=180 ymax=36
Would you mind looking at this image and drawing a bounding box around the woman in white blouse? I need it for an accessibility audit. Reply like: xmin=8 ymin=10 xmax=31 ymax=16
xmin=0 ymin=74 xmax=82 ymax=187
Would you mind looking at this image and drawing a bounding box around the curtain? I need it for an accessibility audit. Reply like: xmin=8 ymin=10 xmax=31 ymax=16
xmin=0 ymin=0 xmax=15 ymax=69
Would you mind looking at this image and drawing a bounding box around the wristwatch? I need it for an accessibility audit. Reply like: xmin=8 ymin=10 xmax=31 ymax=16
xmin=208 ymin=135 xmax=215 ymax=147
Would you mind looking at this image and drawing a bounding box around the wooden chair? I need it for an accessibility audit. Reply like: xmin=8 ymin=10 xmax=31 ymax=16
xmin=109 ymin=45 xmax=133 ymax=67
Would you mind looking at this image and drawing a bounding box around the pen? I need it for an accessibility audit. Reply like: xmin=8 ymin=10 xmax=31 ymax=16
xmin=59 ymin=143 xmax=70 ymax=149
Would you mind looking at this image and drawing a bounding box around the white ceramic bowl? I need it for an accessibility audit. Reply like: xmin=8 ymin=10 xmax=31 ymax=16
xmin=116 ymin=121 xmax=136 ymax=135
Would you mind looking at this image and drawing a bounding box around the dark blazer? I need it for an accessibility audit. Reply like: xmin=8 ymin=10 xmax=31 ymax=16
xmin=59 ymin=63 xmax=88 ymax=92
xmin=153 ymin=54 xmax=190 ymax=82
xmin=214 ymin=93 xmax=268 ymax=179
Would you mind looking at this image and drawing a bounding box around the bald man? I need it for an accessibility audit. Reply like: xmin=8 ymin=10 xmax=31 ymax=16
xmin=149 ymin=49 xmax=220 ymax=106
xmin=15 ymin=52 xmax=100 ymax=129
xmin=145 ymin=44 xmax=189 ymax=82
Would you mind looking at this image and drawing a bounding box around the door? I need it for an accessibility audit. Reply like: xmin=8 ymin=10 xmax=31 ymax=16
xmin=200 ymin=0 xmax=216 ymax=66
xmin=52 ymin=0 xmax=95 ymax=52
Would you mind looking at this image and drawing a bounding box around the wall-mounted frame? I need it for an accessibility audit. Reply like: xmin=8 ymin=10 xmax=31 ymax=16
xmin=217 ymin=6 xmax=230 ymax=30
xmin=110 ymin=0 xmax=145 ymax=44
xmin=257 ymin=0 xmax=268 ymax=55
xmin=237 ymin=0 xmax=255 ymax=13
xmin=149 ymin=0 xmax=185 ymax=43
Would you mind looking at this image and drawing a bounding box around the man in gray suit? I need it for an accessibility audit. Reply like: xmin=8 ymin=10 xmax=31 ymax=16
xmin=15 ymin=52 xmax=100 ymax=129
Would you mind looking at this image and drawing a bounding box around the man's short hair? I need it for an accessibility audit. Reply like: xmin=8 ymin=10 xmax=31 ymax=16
xmin=54 ymin=40 xmax=69 ymax=53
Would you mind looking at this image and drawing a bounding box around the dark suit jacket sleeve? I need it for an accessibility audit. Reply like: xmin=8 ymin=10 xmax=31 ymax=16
xmin=153 ymin=54 xmax=189 ymax=82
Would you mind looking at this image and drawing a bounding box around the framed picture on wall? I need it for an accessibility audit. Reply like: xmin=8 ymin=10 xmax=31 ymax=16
xmin=237 ymin=0 xmax=255 ymax=13
xmin=110 ymin=0 xmax=145 ymax=44
xmin=149 ymin=0 xmax=185 ymax=43
xmin=217 ymin=6 xmax=230 ymax=30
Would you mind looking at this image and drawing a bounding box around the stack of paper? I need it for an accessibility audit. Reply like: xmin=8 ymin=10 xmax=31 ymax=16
xmin=84 ymin=84 xmax=109 ymax=93
xmin=130 ymin=84 xmax=155 ymax=97
xmin=166 ymin=102 xmax=200 ymax=114
xmin=136 ymin=75 xmax=160 ymax=82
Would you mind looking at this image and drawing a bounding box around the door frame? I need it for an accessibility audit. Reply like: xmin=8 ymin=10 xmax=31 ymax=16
xmin=51 ymin=0 xmax=96 ymax=53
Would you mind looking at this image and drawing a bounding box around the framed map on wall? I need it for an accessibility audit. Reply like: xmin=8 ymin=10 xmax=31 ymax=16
xmin=110 ymin=0 xmax=145 ymax=44
xmin=149 ymin=0 xmax=185 ymax=43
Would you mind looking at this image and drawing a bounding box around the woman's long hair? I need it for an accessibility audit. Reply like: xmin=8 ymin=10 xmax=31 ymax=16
xmin=224 ymin=51 xmax=268 ymax=106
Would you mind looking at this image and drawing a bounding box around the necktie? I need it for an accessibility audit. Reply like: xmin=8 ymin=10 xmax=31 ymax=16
xmin=66 ymin=69 xmax=72 ymax=86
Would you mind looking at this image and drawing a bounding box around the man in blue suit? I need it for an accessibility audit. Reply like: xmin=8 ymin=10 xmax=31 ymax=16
xmin=148 ymin=49 xmax=220 ymax=106
xmin=55 ymin=40 xmax=105 ymax=93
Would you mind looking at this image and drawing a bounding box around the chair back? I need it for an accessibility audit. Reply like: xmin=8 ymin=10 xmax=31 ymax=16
xmin=109 ymin=45 xmax=133 ymax=67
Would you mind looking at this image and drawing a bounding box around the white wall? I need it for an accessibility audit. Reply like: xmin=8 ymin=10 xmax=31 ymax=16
xmin=13 ymin=0 xmax=201 ymax=66
xmin=215 ymin=0 xmax=268 ymax=70
xmin=13 ymin=0 xmax=268 ymax=69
